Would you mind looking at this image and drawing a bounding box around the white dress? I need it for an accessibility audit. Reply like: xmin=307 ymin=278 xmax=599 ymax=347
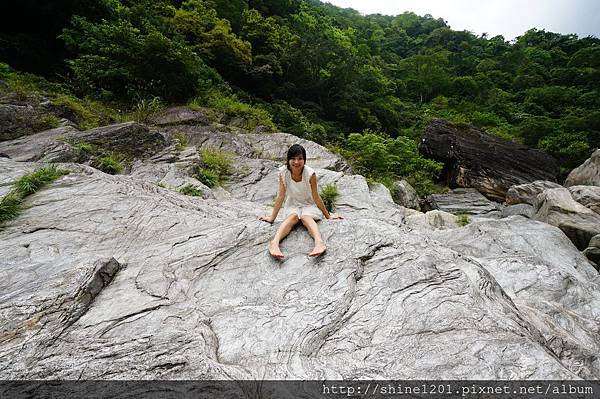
xmin=279 ymin=164 xmax=323 ymax=220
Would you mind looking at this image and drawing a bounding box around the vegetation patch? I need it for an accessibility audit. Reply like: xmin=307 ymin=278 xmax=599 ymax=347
xmin=128 ymin=97 xmax=163 ymax=123
xmin=63 ymin=139 xmax=126 ymax=174
xmin=456 ymin=213 xmax=471 ymax=227
xmin=0 ymin=165 xmax=70 ymax=225
xmin=33 ymin=114 xmax=61 ymax=131
xmin=179 ymin=184 xmax=203 ymax=197
xmin=194 ymin=148 xmax=233 ymax=188
xmin=320 ymin=184 xmax=339 ymax=213
xmin=339 ymin=131 xmax=444 ymax=197
xmin=190 ymin=90 xmax=276 ymax=132
xmin=94 ymin=152 xmax=125 ymax=175
xmin=174 ymin=132 xmax=189 ymax=151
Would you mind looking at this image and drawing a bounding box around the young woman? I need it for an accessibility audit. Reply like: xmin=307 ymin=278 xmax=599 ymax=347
xmin=259 ymin=144 xmax=342 ymax=258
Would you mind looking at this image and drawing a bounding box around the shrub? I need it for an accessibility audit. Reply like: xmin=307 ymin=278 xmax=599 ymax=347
xmin=342 ymin=131 xmax=443 ymax=197
xmin=201 ymin=148 xmax=232 ymax=178
xmin=95 ymin=152 xmax=124 ymax=174
xmin=319 ymin=184 xmax=338 ymax=213
xmin=195 ymin=167 xmax=219 ymax=188
xmin=179 ymin=184 xmax=203 ymax=196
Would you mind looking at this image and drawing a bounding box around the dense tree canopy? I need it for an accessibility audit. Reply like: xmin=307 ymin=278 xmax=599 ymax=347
xmin=2 ymin=0 xmax=599 ymax=188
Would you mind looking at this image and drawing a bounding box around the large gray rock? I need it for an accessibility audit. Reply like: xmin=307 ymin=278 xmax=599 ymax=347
xmin=565 ymin=149 xmax=600 ymax=187
xmin=534 ymin=187 xmax=600 ymax=250
xmin=157 ymin=125 xmax=350 ymax=173
xmin=1 ymin=156 xmax=599 ymax=382
xmin=425 ymin=188 xmax=501 ymax=217
xmin=505 ymin=180 xmax=562 ymax=206
xmin=0 ymin=93 xmax=78 ymax=141
xmin=0 ymin=103 xmax=41 ymax=141
xmin=569 ymin=185 xmax=600 ymax=215
xmin=0 ymin=126 xmax=79 ymax=161
xmin=0 ymin=122 xmax=166 ymax=163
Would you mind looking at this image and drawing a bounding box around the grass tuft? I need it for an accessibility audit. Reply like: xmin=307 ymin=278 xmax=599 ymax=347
xmin=0 ymin=165 xmax=70 ymax=225
xmin=0 ymin=193 xmax=22 ymax=223
xmin=14 ymin=165 xmax=70 ymax=196
xmin=174 ymin=132 xmax=188 ymax=151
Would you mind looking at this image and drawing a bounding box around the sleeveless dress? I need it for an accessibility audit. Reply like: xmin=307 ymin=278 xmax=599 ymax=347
xmin=278 ymin=164 xmax=323 ymax=220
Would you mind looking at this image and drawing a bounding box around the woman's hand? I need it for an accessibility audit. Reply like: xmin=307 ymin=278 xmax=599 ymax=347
xmin=259 ymin=215 xmax=275 ymax=224
xmin=329 ymin=213 xmax=343 ymax=220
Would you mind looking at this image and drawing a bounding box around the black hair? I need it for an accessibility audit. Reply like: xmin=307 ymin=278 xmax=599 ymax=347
xmin=286 ymin=144 xmax=306 ymax=170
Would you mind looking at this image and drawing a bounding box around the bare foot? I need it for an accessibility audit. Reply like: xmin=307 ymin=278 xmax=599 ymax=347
xmin=308 ymin=240 xmax=327 ymax=257
xmin=269 ymin=240 xmax=284 ymax=259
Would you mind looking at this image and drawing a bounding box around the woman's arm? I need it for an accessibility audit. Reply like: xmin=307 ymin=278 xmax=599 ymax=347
xmin=260 ymin=175 xmax=286 ymax=223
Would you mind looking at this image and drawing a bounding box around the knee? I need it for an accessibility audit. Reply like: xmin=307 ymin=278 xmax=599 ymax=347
xmin=288 ymin=214 xmax=300 ymax=222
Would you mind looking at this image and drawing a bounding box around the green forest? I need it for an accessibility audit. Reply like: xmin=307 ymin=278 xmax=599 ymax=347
xmin=2 ymin=0 xmax=599 ymax=193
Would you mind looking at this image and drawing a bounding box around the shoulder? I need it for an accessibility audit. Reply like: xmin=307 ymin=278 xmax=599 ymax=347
xmin=278 ymin=165 xmax=288 ymax=183
xmin=278 ymin=165 xmax=288 ymax=176
xmin=303 ymin=165 xmax=316 ymax=177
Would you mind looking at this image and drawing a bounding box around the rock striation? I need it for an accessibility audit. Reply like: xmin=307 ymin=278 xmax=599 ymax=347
xmin=419 ymin=119 xmax=560 ymax=202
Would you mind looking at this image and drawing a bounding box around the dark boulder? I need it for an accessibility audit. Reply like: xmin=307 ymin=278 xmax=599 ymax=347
xmin=418 ymin=119 xmax=559 ymax=202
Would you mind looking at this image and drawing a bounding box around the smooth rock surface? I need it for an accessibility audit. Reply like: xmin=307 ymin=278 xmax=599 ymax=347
xmin=569 ymin=185 xmax=600 ymax=215
xmin=0 ymin=122 xmax=166 ymax=163
xmin=404 ymin=209 xmax=459 ymax=230
xmin=425 ymin=188 xmax=501 ymax=217
xmin=565 ymin=149 xmax=600 ymax=187
xmin=501 ymin=203 xmax=534 ymax=219
xmin=534 ymin=187 xmax=600 ymax=250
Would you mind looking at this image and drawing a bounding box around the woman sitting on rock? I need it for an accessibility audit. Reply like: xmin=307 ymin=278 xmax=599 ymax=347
xmin=259 ymin=144 xmax=342 ymax=258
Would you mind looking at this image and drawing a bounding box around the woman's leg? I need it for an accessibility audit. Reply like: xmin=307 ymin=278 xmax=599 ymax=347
xmin=300 ymin=215 xmax=326 ymax=256
xmin=269 ymin=213 xmax=300 ymax=258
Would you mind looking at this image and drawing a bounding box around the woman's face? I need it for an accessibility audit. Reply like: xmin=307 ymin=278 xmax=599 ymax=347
xmin=288 ymin=155 xmax=305 ymax=171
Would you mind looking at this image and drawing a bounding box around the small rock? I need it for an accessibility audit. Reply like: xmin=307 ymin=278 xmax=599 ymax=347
xmin=505 ymin=180 xmax=562 ymax=206
xmin=391 ymin=180 xmax=420 ymax=210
